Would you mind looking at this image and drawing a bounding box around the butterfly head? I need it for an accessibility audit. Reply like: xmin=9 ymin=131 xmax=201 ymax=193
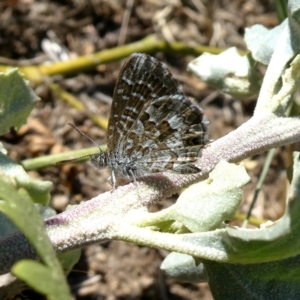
xmin=90 ymin=150 xmax=108 ymax=169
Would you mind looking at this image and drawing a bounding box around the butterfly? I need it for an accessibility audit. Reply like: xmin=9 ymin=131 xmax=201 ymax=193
xmin=57 ymin=53 xmax=209 ymax=189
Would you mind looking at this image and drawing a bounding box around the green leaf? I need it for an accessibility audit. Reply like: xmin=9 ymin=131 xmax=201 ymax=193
xmin=12 ymin=260 xmax=72 ymax=300
xmin=0 ymin=203 xmax=56 ymax=239
xmin=159 ymin=151 xmax=300 ymax=264
xmin=0 ymin=69 xmax=39 ymax=135
xmin=270 ymin=54 xmax=300 ymax=112
xmin=220 ymin=151 xmax=300 ymax=263
xmin=161 ymin=152 xmax=300 ymax=291
xmin=174 ymin=160 xmax=250 ymax=232
xmin=251 ymin=2 xmax=300 ymax=115
xmin=161 ymin=252 xmax=207 ymax=283
xmin=0 ymin=153 xmax=52 ymax=205
xmin=245 ymin=2 xmax=300 ymax=67
xmin=0 ymin=174 xmax=72 ymax=299
xmin=204 ymin=255 xmax=300 ymax=300
xmin=187 ymin=47 xmax=261 ymax=98
xmin=245 ymin=22 xmax=286 ymax=65
xmin=58 ymin=249 xmax=81 ymax=276
xmin=0 ymin=175 xmax=52 ymax=264
xmin=135 ymin=161 xmax=250 ymax=233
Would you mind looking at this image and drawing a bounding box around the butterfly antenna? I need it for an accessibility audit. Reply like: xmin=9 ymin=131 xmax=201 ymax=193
xmin=56 ymin=154 xmax=92 ymax=166
xmin=67 ymin=122 xmax=102 ymax=153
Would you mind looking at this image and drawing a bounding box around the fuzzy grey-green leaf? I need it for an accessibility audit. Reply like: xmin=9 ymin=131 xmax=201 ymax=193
xmin=174 ymin=160 xmax=250 ymax=232
xmin=161 ymin=252 xmax=207 ymax=283
xmin=188 ymin=48 xmax=260 ymax=98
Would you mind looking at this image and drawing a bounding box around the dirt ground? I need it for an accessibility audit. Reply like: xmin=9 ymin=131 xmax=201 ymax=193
xmin=0 ymin=0 xmax=286 ymax=299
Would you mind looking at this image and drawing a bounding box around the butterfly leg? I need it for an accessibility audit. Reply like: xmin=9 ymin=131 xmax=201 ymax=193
xmin=128 ymin=169 xmax=137 ymax=185
xmin=107 ymin=171 xmax=117 ymax=191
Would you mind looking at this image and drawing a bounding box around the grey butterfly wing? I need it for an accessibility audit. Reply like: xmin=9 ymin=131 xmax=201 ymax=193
xmin=118 ymin=94 xmax=208 ymax=175
xmin=107 ymin=53 xmax=184 ymax=152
